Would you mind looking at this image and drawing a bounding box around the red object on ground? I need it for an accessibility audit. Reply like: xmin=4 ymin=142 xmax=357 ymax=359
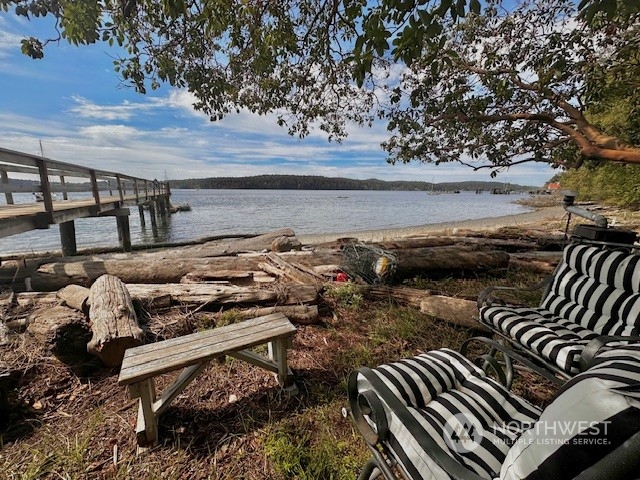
xmin=336 ymin=272 xmax=349 ymax=282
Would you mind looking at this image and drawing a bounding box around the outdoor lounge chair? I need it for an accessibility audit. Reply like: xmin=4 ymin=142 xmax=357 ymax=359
xmin=347 ymin=346 xmax=640 ymax=480
xmin=476 ymin=242 xmax=640 ymax=383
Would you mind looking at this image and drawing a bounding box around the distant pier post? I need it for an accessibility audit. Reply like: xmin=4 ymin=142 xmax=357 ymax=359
xmin=59 ymin=221 xmax=77 ymax=256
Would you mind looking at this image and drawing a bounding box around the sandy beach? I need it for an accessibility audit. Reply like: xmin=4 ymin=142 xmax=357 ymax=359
xmin=298 ymin=205 xmax=566 ymax=244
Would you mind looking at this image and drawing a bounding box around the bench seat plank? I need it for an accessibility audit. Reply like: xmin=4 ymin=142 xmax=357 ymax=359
xmin=118 ymin=312 xmax=295 ymax=385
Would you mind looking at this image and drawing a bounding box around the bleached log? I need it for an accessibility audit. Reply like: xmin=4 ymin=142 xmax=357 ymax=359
xmin=57 ymin=285 xmax=90 ymax=314
xmin=126 ymin=283 xmax=319 ymax=308
xmin=87 ymin=275 xmax=144 ymax=367
xmin=420 ymin=296 xmax=490 ymax=332
xmin=259 ymin=253 xmax=326 ymax=287
xmin=31 ymin=251 xmax=342 ymax=291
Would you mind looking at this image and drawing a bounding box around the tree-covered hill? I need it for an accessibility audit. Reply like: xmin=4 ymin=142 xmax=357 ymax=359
xmin=170 ymin=175 xmax=538 ymax=192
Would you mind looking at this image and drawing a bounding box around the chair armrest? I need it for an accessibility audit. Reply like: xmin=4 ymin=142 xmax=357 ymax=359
xmin=477 ymin=276 xmax=553 ymax=309
xmin=580 ymin=336 xmax=640 ymax=372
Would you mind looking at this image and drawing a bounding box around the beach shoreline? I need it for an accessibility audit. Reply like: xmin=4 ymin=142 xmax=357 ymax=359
xmin=298 ymin=205 xmax=567 ymax=245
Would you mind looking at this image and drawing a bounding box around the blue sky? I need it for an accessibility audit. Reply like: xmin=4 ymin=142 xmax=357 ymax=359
xmin=0 ymin=12 xmax=558 ymax=187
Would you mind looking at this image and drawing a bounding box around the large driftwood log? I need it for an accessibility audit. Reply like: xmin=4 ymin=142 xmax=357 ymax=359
xmin=127 ymin=283 xmax=318 ymax=308
xmin=87 ymin=275 xmax=144 ymax=367
xmin=31 ymin=244 xmax=510 ymax=291
xmin=393 ymin=246 xmax=510 ymax=278
xmin=26 ymin=305 xmax=92 ymax=362
xmin=31 ymin=251 xmax=343 ymax=291
xmin=420 ymin=296 xmax=490 ymax=332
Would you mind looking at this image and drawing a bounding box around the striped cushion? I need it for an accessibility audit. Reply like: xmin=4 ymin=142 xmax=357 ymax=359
xmin=479 ymin=305 xmax=597 ymax=374
xmin=479 ymin=245 xmax=640 ymax=374
xmin=356 ymin=349 xmax=541 ymax=479
xmin=500 ymin=346 xmax=640 ymax=479
xmin=540 ymin=244 xmax=640 ymax=336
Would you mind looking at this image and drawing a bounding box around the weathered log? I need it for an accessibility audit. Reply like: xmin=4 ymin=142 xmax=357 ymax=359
xmin=87 ymin=275 xmax=144 ymax=367
xmin=271 ymin=236 xmax=302 ymax=252
xmin=223 ymin=305 xmax=319 ymax=324
xmin=57 ymin=285 xmax=90 ymax=314
xmin=364 ymin=286 xmax=434 ymax=307
xmin=377 ymin=237 xmax=456 ymax=249
xmin=0 ymin=321 xmax=9 ymax=345
xmin=126 ymin=283 xmax=319 ymax=308
xmin=420 ymin=296 xmax=490 ymax=332
xmin=259 ymin=253 xmax=326 ymax=287
xmin=31 ymin=251 xmax=342 ymax=291
xmin=393 ymin=247 xmax=510 ymax=278
xmin=26 ymin=305 xmax=92 ymax=363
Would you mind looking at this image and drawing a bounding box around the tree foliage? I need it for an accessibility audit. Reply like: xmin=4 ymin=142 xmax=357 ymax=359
xmin=2 ymin=0 xmax=640 ymax=175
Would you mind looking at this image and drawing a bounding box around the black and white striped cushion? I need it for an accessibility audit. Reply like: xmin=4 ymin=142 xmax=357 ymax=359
xmin=479 ymin=305 xmax=596 ymax=373
xmin=479 ymin=245 xmax=640 ymax=374
xmin=541 ymin=244 xmax=640 ymax=336
xmin=356 ymin=349 xmax=541 ymax=479
xmin=500 ymin=346 xmax=640 ymax=479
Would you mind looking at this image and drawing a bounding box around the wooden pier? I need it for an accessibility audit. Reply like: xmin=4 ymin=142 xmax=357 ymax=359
xmin=0 ymin=147 xmax=171 ymax=255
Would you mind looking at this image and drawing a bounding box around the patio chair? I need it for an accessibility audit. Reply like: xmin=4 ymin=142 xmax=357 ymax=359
xmin=476 ymin=242 xmax=640 ymax=384
xmin=347 ymin=346 xmax=640 ymax=480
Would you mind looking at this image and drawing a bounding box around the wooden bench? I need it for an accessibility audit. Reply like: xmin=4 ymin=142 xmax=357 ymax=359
xmin=118 ymin=312 xmax=297 ymax=447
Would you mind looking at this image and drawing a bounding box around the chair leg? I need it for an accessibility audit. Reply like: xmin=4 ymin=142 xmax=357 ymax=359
xmin=359 ymin=457 xmax=385 ymax=480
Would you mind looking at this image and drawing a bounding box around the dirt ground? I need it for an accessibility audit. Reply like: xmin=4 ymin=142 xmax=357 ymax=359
xmin=1 ymin=197 xmax=638 ymax=479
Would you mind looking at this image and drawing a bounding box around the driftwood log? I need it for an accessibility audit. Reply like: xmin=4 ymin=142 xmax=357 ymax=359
xmin=420 ymin=296 xmax=490 ymax=332
xmin=87 ymin=275 xmax=144 ymax=367
xmin=258 ymin=253 xmax=326 ymax=287
xmin=393 ymin=246 xmax=510 ymax=278
xmin=230 ymin=305 xmax=319 ymax=324
xmin=30 ymin=251 xmax=342 ymax=291
xmin=127 ymin=283 xmax=319 ymax=308
xmin=26 ymin=305 xmax=92 ymax=363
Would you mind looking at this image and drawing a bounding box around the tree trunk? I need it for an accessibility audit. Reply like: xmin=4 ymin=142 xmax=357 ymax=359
xmin=87 ymin=275 xmax=144 ymax=367
xmin=26 ymin=305 xmax=93 ymax=363
xmin=420 ymin=296 xmax=490 ymax=332
xmin=364 ymin=286 xmax=434 ymax=307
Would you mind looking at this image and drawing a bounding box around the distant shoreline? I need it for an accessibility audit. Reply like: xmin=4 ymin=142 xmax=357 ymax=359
xmin=297 ymin=205 xmax=566 ymax=245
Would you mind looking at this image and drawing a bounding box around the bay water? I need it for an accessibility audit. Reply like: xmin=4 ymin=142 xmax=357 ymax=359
xmin=0 ymin=189 xmax=532 ymax=256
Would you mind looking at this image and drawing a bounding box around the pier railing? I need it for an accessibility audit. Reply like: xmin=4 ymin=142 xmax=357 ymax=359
xmin=0 ymin=146 xmax=171 ymax=254
xmin=0 ymin=146 xmax=169 ymax=214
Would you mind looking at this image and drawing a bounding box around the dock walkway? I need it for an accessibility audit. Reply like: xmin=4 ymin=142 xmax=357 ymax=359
xmin=0 ymin=146 xmax=170 ymax=254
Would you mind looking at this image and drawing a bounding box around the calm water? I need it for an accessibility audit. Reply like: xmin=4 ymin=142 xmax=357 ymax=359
xmin=0 ymin=189 xmax=531 ymax=255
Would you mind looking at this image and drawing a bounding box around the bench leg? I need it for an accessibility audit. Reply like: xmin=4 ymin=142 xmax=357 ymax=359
xmin=129 ymin=379 xmax=158 ymax=448
xmin=268 ymin=338 xmax=291 ymax=387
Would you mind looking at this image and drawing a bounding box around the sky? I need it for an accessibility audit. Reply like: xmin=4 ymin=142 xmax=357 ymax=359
xmin=0 ymin=11 xmax=558 ymax=187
